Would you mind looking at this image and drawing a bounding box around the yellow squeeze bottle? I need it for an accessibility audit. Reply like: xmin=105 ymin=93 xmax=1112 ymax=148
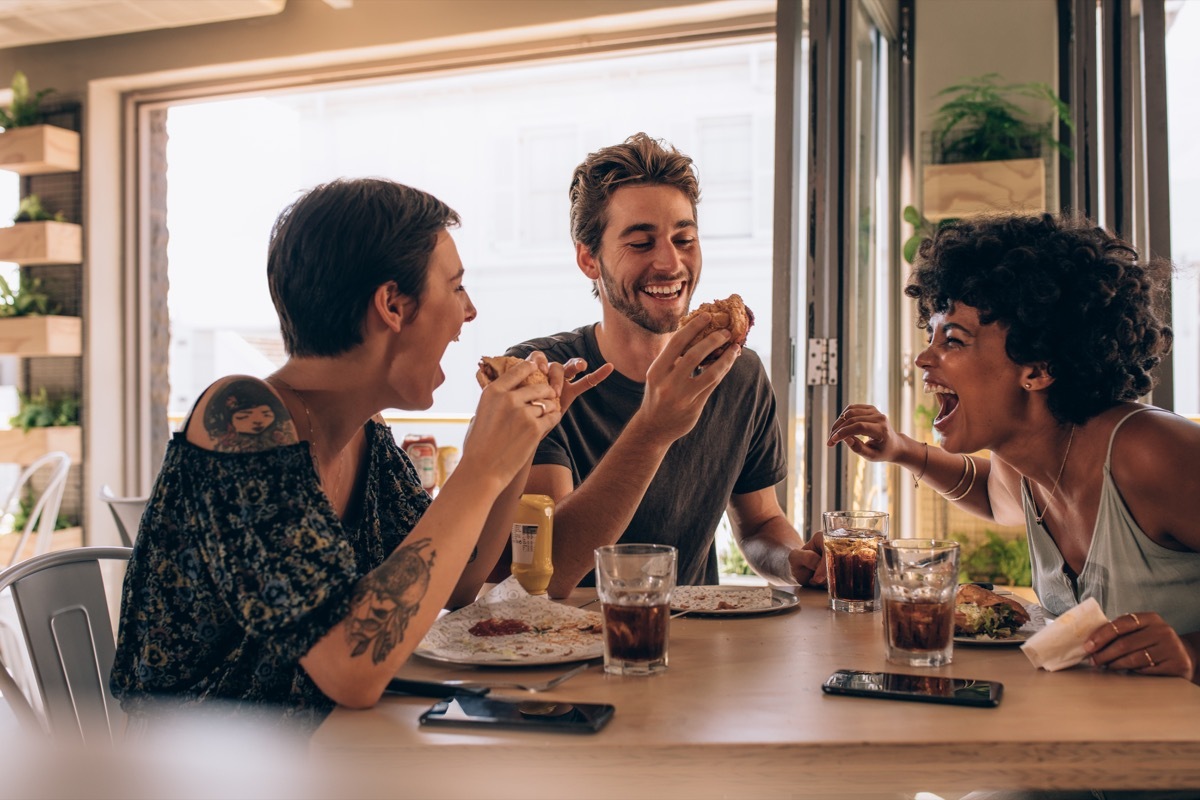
xmin=510 ymin=494 xmax=554 ymax=595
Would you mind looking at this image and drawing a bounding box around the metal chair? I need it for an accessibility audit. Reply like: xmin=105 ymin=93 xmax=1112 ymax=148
xmin=1 ymin=451 xmax=72 ymax=569
xmin=98 ymin=484 xmax=147 ymax=548
xmin=0 ymin=546 xmax=132 ymax=743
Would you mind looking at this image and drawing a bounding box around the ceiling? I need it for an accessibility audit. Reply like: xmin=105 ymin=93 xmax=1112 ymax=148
xmin=0 ymin=0 xmax=289 ymax=49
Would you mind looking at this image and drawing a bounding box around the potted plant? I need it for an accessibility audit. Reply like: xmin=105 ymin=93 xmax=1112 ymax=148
xmin=0 ymin=271 xmax=80 ymax=356
xmin=923 ymin=73 xmax=1073 ymax=221
xmin=0 ymin=387 xmax=82 ymax=463
xmin=0 ymin=192 xmax=82 ymax=265
xmin=0 ymin=71 xmax=79 ymax=175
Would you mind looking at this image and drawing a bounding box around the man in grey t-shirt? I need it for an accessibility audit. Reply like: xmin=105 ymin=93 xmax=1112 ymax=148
xmin=507 ymin=133 xmax=824 ymax=596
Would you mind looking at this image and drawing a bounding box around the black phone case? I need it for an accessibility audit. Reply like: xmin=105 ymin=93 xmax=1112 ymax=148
xmin=419 ymin=696 xmax=615 ymax=733
xmin=821 ymin=670 xmax=1003 ymax=708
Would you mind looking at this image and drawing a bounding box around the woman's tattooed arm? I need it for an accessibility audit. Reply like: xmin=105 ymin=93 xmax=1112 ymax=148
xmin=345 ymin=538 xmax=436 ymax=664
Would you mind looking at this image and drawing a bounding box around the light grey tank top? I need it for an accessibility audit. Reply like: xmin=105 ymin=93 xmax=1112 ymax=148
xmin=1024 ymin=406 xmax=1200 ymax=634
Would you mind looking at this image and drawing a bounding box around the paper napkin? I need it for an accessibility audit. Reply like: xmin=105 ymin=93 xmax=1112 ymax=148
xmin=1020 ymin=597 xmax=1109 ymax=671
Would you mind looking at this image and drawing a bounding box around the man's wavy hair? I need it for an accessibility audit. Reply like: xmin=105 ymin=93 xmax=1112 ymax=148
xmin=906 ymin=213 xmax=1173 ymax=425
xmin=569 ymin=132 xmax=700 ymax=298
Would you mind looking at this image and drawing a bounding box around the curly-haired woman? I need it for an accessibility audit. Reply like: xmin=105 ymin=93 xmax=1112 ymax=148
xmin=828 ymin=213 xmax=1200 ymax=685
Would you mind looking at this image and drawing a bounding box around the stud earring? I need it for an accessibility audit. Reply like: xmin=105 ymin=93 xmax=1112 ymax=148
xmin=1024 ymin=383 xmax=1032 ymax=389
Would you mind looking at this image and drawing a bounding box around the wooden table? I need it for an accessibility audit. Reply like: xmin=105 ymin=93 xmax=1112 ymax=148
xmin=311 ymin=587 xmax=1200 ymax=799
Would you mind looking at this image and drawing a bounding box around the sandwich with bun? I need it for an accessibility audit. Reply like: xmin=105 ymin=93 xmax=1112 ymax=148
xmin=954 ymin=583 xmax=1031 ymax=639
xmin=475 ymin=356 xmax=559 ymax=411
xmin=679 ymin=294 xmax=754 ymax=364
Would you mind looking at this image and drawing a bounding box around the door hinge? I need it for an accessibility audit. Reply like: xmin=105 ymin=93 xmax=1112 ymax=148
xmin=806 ymin=338 xmax=839 ymax=386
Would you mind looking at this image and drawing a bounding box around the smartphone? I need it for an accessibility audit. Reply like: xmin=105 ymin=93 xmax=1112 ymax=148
xmin=822 ymin=669 xmax=1002 ymax=708
xmin=419 ymin=695 xmax=615 ymax=734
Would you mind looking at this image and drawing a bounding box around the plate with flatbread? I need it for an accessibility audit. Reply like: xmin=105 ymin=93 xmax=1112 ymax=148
xmin=415 ymin=594 xmax=604 ymax=666
xmin=670 ymin=585 xmax=799 ymax=616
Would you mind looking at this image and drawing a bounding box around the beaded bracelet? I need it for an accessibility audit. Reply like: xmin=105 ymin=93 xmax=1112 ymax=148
xmin=941 ymin=455 xmax=977 ymax=502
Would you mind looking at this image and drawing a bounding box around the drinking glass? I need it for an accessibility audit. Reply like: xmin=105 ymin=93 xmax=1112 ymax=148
xmin=879 ymin=539 xmax=960 ymax=667
xmin=594 ymin=544 xmax=677 ymax=676
xmin=822 ymin=510 xmax=889 ymax=612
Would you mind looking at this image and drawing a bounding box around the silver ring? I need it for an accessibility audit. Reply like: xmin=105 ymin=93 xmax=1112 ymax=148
xmin=1143 ymin=650 xmax=1155 ymax=668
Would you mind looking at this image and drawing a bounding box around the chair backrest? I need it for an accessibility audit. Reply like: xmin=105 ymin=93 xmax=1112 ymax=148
xmin=1 ymin=451 xmax=71 ymax=569
xmin=98 ymin=484 xmax=148 ymax=548
xmin=0 ymin=546 xmax=132 ymax=744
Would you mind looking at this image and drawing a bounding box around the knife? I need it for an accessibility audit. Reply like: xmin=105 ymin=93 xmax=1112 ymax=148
xmin=385 ymin=678 xmax=491 ymax=698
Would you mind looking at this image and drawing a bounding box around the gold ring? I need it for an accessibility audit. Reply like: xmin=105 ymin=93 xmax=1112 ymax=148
xmin=1109 ymin=621 xmax=1121 ymax=637
xmin=1143 ymin=650 xmax=1155 ymax=668
xmin=1128 ymin=613 xmax=1141 ymax=628
xmin=531 ymin=401 xmax=546 ymax=415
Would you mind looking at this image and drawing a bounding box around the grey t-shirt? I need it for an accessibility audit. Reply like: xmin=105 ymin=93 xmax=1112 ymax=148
xmin=508 ymin=324 xmax=788 ymax=586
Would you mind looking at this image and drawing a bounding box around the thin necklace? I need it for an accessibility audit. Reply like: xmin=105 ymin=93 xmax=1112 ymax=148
xmin=1032 ymin=423 xmax=1076 ymax=524
xmin=269 ymin=375 xmax=348 ymax=506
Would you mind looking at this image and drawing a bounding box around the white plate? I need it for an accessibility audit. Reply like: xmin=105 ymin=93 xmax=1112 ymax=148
xmin=671 ymin=587 xmax=800 ymax=617
xmin=414 ymin=594 xmax=604 ymax=667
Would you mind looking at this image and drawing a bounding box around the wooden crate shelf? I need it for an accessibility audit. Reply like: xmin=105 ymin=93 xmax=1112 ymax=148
xmin=922 ymin=157 xmax=1046 ymax=222
xmin=0 ymin=315 xmax=81 ymax=356
xmin=0 ymin=426 xmax=82 ymax=465
xmin=0 ymin=124 xmax=80 ymax=175
xmin=0 ymin=526 xmax=82 ymax=566
xmin=0 ymin=220 xmax=82 ymax=265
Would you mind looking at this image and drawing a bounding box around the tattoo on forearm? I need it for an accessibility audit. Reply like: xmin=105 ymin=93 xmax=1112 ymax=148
xmin=346 ymin=538 xmax=436 ymax=664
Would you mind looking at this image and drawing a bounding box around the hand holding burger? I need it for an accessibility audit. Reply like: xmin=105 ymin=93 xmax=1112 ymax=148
xmin=679 ymin=294 xmax=754 ymax=364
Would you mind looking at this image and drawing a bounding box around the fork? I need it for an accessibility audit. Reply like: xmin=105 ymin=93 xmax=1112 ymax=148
xmin=447 ymin=661 xmax=595 ymax=693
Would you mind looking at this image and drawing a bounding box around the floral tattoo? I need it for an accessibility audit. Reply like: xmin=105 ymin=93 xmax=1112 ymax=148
xmin=346 ymin=537 xmax=435 ymax=664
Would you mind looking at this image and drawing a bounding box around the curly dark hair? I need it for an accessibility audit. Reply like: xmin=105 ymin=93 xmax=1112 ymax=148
xmin=906 ymin=213 xmax=1173 ymax=425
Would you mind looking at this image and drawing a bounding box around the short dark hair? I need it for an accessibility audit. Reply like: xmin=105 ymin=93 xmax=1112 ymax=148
xmin=267 ymin=178 xmax=460 ymax=356
xmin=906 ymin=213 xmax=1174 ymax=424
xmin=569 ymin=133 xmax=700 ymax=298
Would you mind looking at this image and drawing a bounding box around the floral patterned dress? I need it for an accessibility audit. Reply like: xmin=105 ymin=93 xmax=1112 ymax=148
xmin=110 ymin=419 xmax=430 ymax=731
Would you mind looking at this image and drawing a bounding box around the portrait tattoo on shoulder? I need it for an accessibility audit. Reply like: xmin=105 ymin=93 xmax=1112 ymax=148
xmin=346 ymin=537 xmax=436 ymax=664
xmin=203 ymin=378 xmax=298 ymax=453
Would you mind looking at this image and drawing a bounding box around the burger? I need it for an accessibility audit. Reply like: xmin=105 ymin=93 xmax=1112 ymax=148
xmin=678 ymin=294 xmax=754 ymax=364
xmin=475 ymin=356 xmax=559 ymax=411
xmin=954 ymin=584 xmax=1031 ymax=639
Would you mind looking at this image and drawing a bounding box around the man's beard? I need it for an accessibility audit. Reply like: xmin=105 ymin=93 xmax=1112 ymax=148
xmin=596 ymin=259 xmax=687 ymax=335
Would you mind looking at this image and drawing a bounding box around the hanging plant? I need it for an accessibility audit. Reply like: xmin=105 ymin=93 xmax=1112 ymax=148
xmin=931 ymin=73 xmax=1074 ymax=165
xmin=0 ymin=71 xmax=55 ymax=130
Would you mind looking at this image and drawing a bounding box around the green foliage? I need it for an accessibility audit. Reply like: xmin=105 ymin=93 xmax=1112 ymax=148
xmin=13 ymin=194 xmax=65 ymax=223
xmin=952 ymin=530 xmax=1032 ymax=586
xmin=0 ymin=273 xmax=55 ymax=317
xmin=718 ymin=539 xmax=755 ymax=576
xmin=931 ymin=73 xmax=1074 ymax=164
xmin=9 ymin=387 xmax=79 ymax=432
xmin=0 ymin=71 xmax=55 ymax=129
xmin=902 ymin=205 xmax=958 ymax=265
xmin=7 ymin=490 xmax=71 ymax=533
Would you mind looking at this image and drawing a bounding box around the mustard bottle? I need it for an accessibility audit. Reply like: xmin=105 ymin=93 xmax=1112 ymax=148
xmin=511 ymin=494 xmax=554 ymax=595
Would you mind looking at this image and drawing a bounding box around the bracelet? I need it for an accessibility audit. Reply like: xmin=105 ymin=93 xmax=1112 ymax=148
xmin=912 ymin=442 xmax=930 ymax=488
xmin=938 ymin=454 xmax=971 ymax=498
xmin=941 ymin=455 xmax=978 ymax=502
